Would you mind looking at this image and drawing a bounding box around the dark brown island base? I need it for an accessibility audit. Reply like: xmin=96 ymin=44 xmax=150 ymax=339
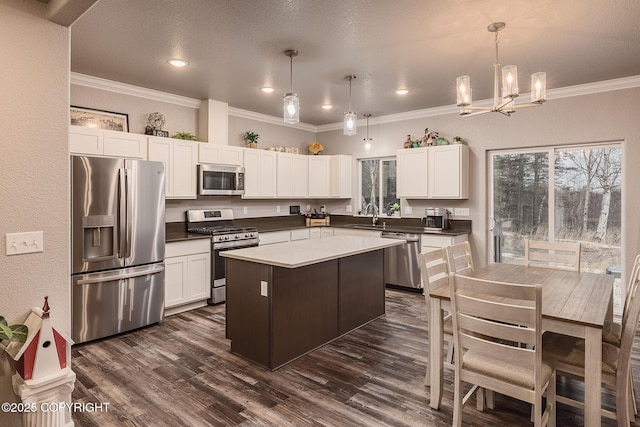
xmin=222 ymin=235 xmax=405 ymax=370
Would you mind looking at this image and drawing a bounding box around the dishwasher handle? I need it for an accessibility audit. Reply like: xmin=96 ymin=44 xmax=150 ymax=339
xmin=381 ymin=232 xmax=421 ymax=243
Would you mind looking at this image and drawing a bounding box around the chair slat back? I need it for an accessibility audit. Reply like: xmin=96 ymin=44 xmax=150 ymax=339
xmin=525 ymin=239 xmax=581 ymax=271
xmin=451 ymin=273 xmax=542 ymax=369
xmin=419 ymin=249 xmax=449 ymax=294
xmin=621 ymin=254 xmax=640 ymax=330
xmin=447 ymin=241 xmax=474 ymax=274
xmin=619 ymin=255 xmax=640 ymax=378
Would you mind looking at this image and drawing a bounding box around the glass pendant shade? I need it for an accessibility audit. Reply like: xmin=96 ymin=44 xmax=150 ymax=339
xmin=531 ymin=72 xmax=547 ymax=103
xmin=502 ymin=65 xmax=519 ymax=98
xmin=283 ymin=93 xmax=299 ymax=124
xmin=456 ymin=76 xmax=471 ymax=106
xmin=344 ymin=112 xmax=357 ymax=136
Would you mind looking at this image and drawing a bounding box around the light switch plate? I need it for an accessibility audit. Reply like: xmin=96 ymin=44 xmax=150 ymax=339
xmin=454 ymin=208 xmax=470 ymax=216
xmin=6 ymin=231 xmax=44 ymax=255
xmin=260 ymin=281 xmax=268 ymax=297
xmin=404 ymin=206 xmax=413 ymax=214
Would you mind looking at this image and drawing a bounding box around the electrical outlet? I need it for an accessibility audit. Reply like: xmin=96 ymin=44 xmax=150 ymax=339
xmin=404 ymin=206 xmax=413 ymax=214
xmin=243 ymin=207 xmax=248 ymax=214
xmin=276 ymin=206 xmax=281 ymax=213
xmin=454 ymin=208 xmax=470 ymax=216
xmin=306 ymin=204 xmax=311 ymax=211
xmin=346 ymin=205 xmax=352 ymax=213
xmin=6 ymin=231 xmax=44 ymax=255
xmin=260 ymin=281 xmax=268 ymax=297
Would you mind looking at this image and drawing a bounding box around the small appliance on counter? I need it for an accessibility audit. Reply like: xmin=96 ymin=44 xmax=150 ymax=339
xmin=422 ymin=208 xmax=449 ymax=231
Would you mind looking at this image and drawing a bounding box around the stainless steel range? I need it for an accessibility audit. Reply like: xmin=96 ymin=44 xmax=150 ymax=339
xmin=186 ymin=209 xmax=259 ymax=304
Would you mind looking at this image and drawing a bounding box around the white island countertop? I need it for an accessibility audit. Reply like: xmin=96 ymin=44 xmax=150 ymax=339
xmin=220 ymin=235 xmax=405 ymax=269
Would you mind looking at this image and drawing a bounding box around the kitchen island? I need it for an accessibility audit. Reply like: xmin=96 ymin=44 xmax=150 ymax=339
xmin=222 ymin=235 xmax=404 ymax=370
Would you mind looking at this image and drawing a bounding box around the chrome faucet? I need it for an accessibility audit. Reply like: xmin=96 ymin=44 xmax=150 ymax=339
xmin=372 ymin=212 xmax=378 ymax=226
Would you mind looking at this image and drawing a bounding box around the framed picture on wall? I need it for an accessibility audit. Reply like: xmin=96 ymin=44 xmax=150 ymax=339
xmin=70 ymin=106 xmax=129 ymax=132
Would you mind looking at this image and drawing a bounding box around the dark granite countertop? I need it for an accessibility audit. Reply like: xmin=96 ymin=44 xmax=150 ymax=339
xmin=166 ymin=215 xmax=470 ymax=242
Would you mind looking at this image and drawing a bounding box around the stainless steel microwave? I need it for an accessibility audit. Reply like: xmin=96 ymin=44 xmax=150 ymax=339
xmin=198 ymin=164 xmax=245 ymax=196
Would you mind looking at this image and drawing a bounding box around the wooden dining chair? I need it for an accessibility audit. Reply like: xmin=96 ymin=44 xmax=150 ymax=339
xmin=447 ymin=241 xmax=474 ymax=274
xmin=602 ymin=254 xmax=640 ymax=417
xmin=524 ymin=239 xmax=581 ymax=271
xmin=449 ymin=273 xmax=556 ymax=427
xmin=543 ymin=255 xmax=640 ymax=425
xmin=419 ymin=249 xmax=454 ymax=386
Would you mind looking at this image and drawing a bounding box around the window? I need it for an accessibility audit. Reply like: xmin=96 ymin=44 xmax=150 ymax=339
xmin=489 ymin=143 xmax=622 ymax=276
xmin=358 ymin=157 xmax=399 ymax=216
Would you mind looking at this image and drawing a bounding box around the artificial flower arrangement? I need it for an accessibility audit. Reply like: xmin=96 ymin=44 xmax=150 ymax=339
xmin=308 ymin=142 xmax=324 ymax=155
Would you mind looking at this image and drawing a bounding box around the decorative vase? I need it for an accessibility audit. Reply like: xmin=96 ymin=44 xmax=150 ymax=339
xmin=403 ymin=134 xmax=412 ymax=149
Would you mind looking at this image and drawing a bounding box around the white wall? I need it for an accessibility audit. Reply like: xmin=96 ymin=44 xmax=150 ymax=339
xmin=0 ymin=0 xmax=70 ymax=422
xmin=316 ymin=88 xmax=640 ymax=282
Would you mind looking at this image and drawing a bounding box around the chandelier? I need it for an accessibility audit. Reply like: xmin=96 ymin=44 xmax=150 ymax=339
xmin=456 ymin=22 xmax=546 ymax=117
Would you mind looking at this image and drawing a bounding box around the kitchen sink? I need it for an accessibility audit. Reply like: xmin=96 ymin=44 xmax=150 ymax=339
xmin=341 ymin=224 xmax=386 ymax=230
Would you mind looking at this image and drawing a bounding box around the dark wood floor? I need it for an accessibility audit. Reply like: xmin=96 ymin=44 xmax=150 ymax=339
xmin=71 ymin=289 xmax=636 ymax=426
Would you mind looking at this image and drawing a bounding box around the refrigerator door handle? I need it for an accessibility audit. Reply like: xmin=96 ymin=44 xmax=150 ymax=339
xmin=118 ymin=167 xmax=126 ymax=258
xmin=76 ymin=265 xmax=165 ymax=285
xmin=125 ymin=167 xmax=133 ymax=258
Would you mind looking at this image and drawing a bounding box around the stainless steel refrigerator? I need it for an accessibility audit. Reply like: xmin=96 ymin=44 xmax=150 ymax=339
xmin=71 ymin=156 xmax=166 ymax=343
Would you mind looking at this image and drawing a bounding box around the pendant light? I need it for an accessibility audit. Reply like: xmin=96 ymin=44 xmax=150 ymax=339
xmin=456 ymin=22 xmax=547 ymax=117
xmin=363 ymin=113 xmax=372 ymax=153
xmin=343 ymin=75 xmax=357 ymax=136
xmin=283 ymin=49 xmax=299 ymax=124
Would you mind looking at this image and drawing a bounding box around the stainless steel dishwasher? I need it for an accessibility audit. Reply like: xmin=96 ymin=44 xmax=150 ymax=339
xmin=382 ymin=232 xmax=422 ymax=290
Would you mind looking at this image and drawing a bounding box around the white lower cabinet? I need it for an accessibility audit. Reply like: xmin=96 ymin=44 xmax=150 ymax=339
xmin=259 ymin=230 xmax=290 ymax=245
xmin=332 ymin=228 xmax=382 ymax=238
xmin=290 ymin=228 xmax=310 ymax=241
xmin=420 ymin=234 xmax=469 ymax=254
xmin=310 ymin=227 xmax=334 ymax=239
xmin=165 ymin=239 xmax=211 ymax=316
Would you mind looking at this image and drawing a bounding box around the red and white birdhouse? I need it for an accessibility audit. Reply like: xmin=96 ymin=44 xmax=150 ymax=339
xmin=7 ymin=296 xmax=74 ymax=386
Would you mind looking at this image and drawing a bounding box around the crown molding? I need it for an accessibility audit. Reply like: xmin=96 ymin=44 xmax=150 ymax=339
xmin=227 ymin=107 xmax=317 ymax=132
xmin=71 ymin=72 xmax=202 ymax=108
xmin=71 ymin=72 xmax=640 ymax=133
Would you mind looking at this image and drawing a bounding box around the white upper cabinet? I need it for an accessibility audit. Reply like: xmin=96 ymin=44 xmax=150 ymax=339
xmin=308 ymin=156 xmax=331 ymax=198
xmin=397 ymin=145 xmax=469 ymax=199
xmin=243 ymin=149 xmax=277 ymax=198
xmin=277 ymin=152 xmax=308 ymax=198
xmin=397 ymin=147 xmax=429 ymax=198
xmin=330 ymin=155 xmax=352 ymax=198
xmin=70 ymin=126 xmax=147 ymax=159
xmin=198 ymin=143 xmax=244 ymax=166
xmin=428 ymin=145 xmax=469 ymax=199
xmin=148 ymin=137 xmax=198 ymax=199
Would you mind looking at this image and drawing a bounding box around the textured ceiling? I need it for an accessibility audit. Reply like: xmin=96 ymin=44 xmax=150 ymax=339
xmin=70 ymin=0 xmax=640 ymax=125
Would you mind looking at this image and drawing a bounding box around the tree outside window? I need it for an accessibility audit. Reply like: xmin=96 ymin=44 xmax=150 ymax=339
xmin=360 ymin=158 xmax=399 ymax=216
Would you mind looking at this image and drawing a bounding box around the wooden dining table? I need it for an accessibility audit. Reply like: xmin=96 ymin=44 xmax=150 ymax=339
xmin=428 ymin=263 xmax=614 ymax=427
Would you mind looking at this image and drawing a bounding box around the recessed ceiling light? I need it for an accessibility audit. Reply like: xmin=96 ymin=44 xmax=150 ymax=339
xmin=321 ymin=104 xmax=333 ymax=110
xmin=168 ymin=59 xmax=188 ymax=67
xmin=395 ymin=89 xmax=409 ymax=95
xmin=261 ymin=87 xmax=274 ymax=93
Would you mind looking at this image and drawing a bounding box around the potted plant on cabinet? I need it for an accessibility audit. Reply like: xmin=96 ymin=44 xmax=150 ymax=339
xmin=244 ymin=131 xmax=259 ymax=148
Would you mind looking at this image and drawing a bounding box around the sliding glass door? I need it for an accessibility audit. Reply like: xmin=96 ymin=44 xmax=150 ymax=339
xmin=489 ymin=143 xmax=622 ymax=275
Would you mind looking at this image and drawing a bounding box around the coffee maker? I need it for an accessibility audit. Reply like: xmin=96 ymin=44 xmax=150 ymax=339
xmin=422 ymin=208 xmax=449 ymax=230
